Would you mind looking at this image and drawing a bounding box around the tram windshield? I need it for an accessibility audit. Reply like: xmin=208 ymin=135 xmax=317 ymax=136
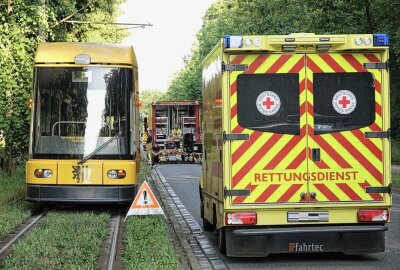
xmin=33 ymin=67 xmax=133 ymax=159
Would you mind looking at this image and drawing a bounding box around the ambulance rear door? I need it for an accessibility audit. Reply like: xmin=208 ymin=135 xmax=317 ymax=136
xmin=306 ymin=53 xmax=387 ymax=203
xmin=227 ymin=53 xmax=309 ymax=205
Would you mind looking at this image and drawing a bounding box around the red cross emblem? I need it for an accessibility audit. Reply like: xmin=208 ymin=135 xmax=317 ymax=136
xmin=256 ymin=91 xmax=281 ymax=116
xmin=338 ymin=96 xmax=351 ymax=108
xmin=262 ymin=97 xmax=275 ymax=109
xmin=332 ymin=90 xmax=356 ymax=114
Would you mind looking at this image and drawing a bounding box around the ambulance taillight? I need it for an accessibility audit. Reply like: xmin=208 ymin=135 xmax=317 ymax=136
xmin=357 ymin=209 xmax=389 ymax=222
xmin=225 ymin=212 xmax=257 ymax=225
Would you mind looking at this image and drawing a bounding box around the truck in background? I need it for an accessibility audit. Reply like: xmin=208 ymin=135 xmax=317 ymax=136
xmin=201 ymin=33 xmax=391 ymax=257
xmin=148 ymin=101 xmax=202 ymax=162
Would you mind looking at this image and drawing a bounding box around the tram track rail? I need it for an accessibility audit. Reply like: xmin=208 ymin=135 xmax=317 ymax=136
xmin=99 ymin=209 xmax=124 ymax=270
xmin=0 ymin=211 xmax=46 ymax=260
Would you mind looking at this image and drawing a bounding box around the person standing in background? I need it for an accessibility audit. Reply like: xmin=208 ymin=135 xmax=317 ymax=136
xmin=171 ymin=124 xmax=182 ymax=148
xmin=146 ymin=129 xmax=154 ymax=166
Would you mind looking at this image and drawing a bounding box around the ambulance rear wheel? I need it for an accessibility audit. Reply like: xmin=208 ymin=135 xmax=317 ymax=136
xmin=218 ymin=227 xmax=226 ymax=254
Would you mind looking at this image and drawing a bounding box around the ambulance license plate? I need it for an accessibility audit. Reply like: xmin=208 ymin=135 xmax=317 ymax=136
xmin=287 ymin=211 xmax=329 ymax=222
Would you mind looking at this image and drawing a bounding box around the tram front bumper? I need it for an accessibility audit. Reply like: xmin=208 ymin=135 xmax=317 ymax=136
xmin=26 ymin=184 xmax=137 ymax=203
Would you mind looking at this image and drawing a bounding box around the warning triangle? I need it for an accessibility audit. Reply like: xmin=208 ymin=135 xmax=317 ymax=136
xmin=125 ymin=181 xmax=164 ymax=219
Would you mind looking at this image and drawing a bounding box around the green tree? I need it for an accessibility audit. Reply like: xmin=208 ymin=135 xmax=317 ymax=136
xmin=139 ymin=90 xmax=166 ymax=116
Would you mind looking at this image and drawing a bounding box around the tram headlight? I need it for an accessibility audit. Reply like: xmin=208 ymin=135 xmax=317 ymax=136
xmin=107 ymin=169 xmax=126 ymax=179
xmin=34 ymin=169 xmax=53 ymax=178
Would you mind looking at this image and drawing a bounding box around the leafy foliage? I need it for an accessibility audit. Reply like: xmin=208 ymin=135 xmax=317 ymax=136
xmin=167 ymin=0 xmax=400 ymax=140
xmin=0 ymin=166 xmax=25 ymax=205
xmin=139 ymin=90 xmax=166 ymax=116
xmin=0 ymin=0 xmax=127 ymax=163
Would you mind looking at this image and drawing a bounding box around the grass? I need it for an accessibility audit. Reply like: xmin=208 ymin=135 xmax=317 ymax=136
xmin=0 ymin=167 xmax=25 ymax=206
xmin=139 ymin=159 xmax=152 ymax=183
xmin=392 ymin=173 xmax=400 ymax=189
xmin=123 ymin=216 xmax=180 ymax=270
xmin=123 ymin=160 xmax=180 ymax=270
xmin=0 ymin=202 xmax=32 ymax=239
xmin=0 ymin=167 xmax=32 ymax=241
xmin=0 ymin=210 xmax=110 ymax=270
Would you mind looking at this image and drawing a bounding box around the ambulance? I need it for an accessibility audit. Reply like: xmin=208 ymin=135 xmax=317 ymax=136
xmin=200 ymin=33 xmax=391 ymax=257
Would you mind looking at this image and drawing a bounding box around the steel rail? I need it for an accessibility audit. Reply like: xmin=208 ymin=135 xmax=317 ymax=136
xmin=107 ymin=213 xmax=121 ymax=270
xmin=0 ymin=212 xmax=45 ymax=257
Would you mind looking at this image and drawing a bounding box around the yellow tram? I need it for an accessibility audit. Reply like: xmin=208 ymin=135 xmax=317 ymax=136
xmin=26 ymin=43 xmax=140 ymax=203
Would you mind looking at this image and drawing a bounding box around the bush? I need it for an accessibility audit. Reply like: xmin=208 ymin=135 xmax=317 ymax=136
xmin=392 ymin=139 xmax=400 ymax=164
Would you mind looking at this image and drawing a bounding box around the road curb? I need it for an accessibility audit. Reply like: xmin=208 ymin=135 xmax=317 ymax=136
xmin=150 ymin=167 xmax=229 ymax=270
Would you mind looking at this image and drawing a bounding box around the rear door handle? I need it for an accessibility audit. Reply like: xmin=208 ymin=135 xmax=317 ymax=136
xmin=312 ymin=148 xmax=320 ymax=162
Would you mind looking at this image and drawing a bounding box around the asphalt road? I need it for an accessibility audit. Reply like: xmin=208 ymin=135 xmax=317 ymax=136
xmin=157 ymin=164 xmax=400 ymax=270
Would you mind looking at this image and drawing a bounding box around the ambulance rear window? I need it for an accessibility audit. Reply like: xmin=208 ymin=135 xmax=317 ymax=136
xmin=237 ymin=73 xmax=300 ymax=135
xmin=313 ymin=72 xmax=375 ymax=134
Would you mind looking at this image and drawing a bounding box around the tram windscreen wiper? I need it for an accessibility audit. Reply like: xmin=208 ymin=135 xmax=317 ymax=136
xmin=78 ymin=131 xmax=122 ymax=165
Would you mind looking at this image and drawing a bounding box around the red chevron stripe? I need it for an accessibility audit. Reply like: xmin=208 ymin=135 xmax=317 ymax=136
xmin=307 ymin=57 xmax=323 ymax=73
xmin=331 ymin=133 xmax=383 ymax=184
xmin=308 ymin=147 xmax=330 ymax=169
xmin=231 ymin=55 xmax=247 ymax=64
xmin=342 ymin=54 xmax=365 ymax=72
xmin=307 ymin=101 xmax=314 ymax=115
xmin=374 ymin=79 xmax=381 ymax=94
xmin=232 ymin=183 xmax=258 ymax=204
xmin=370 ymin=122 xmax=381 ymax=131
xmin=230 ymin=80 xmax=237 ymax=96
xmin=310 ymin=128 xmax=352 ymax=169
xmin=267 ymin=55 xmax=291 ymax=73
xmin=288 ymin=57 xmax=304 ymax=73
xmin=232 ymin=133 xmax=283 ymax=187
xmin=375 ymin=102 xmax=382 ymax=117
xmin=359 ymin=181 xmax=384 ymax=200
xmin=319 ymin=54 xmax=346 ymax=72
xmin=232 ymin=131 xmax=263 ymax=164
xmin=263 ymin=126 xmax=305 ymax=170
xmin=363 ymin=53 xmax=380 ymax=63
xmin=315 ymin=160 xmax=330 ymax=169
xmin=286 ymin=148 xmax=306 ymax=170
xmin=230 ymin=55 xmax=269 ymax=96
xmin=336 ymin=183 xmax=362 ymax=201
xmin=255 ymin=184 xmax=280 ymax=203
xmin=231 ymin=102 xmax=237 ymax=117
xmin=277 ymin=184 xmax=303 ymax=202
xmin=313 ymin=184 xmax=340 ymax=201
xmin=300 ymin=103 xmax=306 ymax=116
xmin=307 ymin=78 xmax=313 ymax=94
xmin=231 ymin=125 xmax=244 ymax=134
xmin=299 ymin=79 xmax=306 ymax=94
xmin=246 ymin=54 xmax=269 ymax=74
xmin=351 ymin=130 xmax=382 ymax=160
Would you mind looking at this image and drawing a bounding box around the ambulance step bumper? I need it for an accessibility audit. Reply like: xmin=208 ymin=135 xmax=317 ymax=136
xmin=226 ymin=225 xmax=387 ymax=257
xmin=26 ymin=185 xmax=137 ymax=204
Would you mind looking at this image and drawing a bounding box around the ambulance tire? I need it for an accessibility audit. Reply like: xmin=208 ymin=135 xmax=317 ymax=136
xmin=218 ymin=227 xmax=226 ymax=254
